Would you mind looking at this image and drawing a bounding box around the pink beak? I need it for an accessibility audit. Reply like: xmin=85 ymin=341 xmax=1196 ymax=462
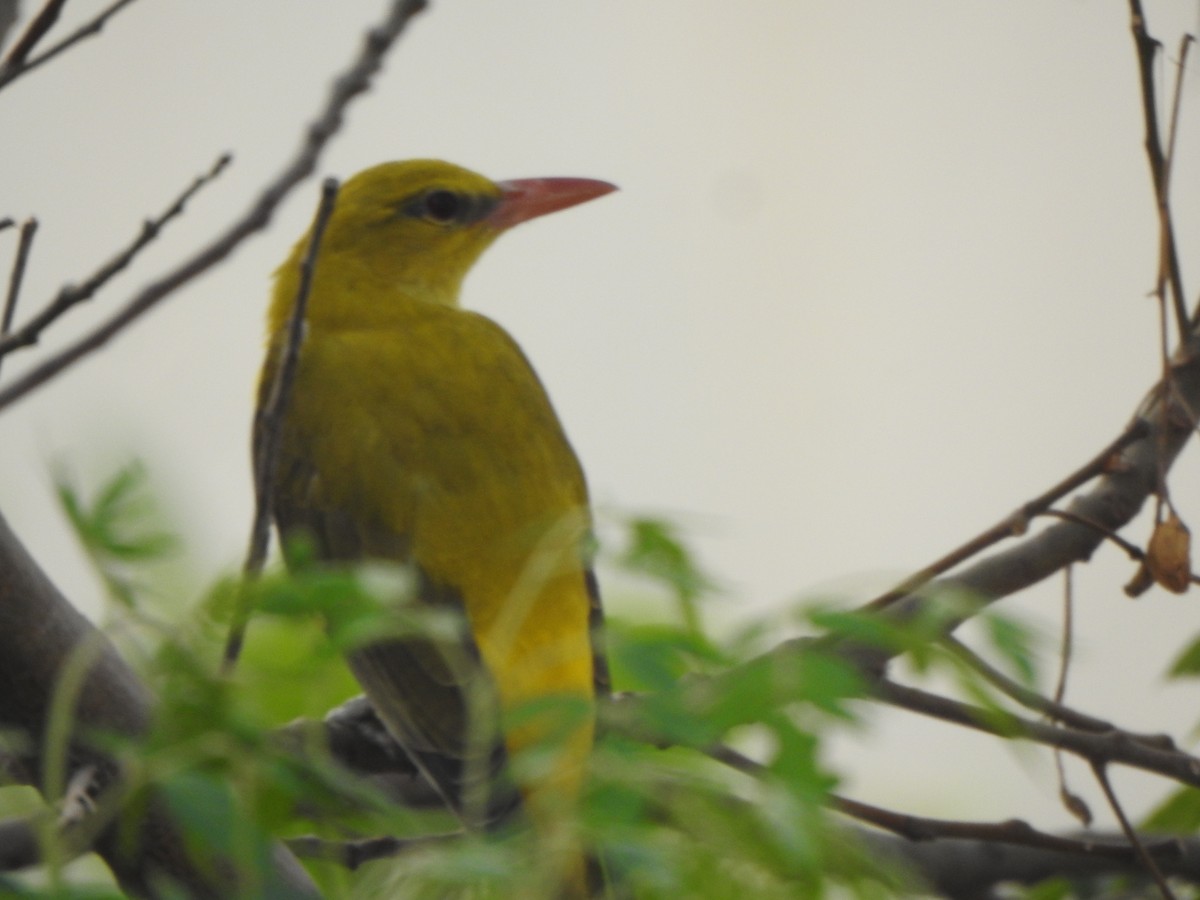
xmin=487 ymin=177 xmax=617 ymax=229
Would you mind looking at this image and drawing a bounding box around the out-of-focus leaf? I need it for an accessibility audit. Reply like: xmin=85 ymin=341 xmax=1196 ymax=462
xmin=1168 ymin=637 xmax=1200 ymax=678
xmin=616 ymin=516 xmax=718 ymax=637
xmin=1142 ymin=786 xmax=1200 ymax=832
xmin=53 ymin=461 xmax=179 ymax=611
xmin=977 ymin=610 xmax=1040 ymax=687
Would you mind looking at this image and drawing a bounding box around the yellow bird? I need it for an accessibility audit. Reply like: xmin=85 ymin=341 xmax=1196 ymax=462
xmin=258 ymin=159 xmax=615 ymax=888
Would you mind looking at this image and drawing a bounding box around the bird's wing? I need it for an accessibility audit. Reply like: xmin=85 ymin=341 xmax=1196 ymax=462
xmin=265 ymin=443 xmax=520 ymax=828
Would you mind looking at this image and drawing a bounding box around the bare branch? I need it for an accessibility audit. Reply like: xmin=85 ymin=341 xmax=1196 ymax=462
xmin=0 ymin=0 xmax=429 ymax=415
xmin=858 ymin=828 xmax=1200 ymax=900
xmin=872 ymin=678 xmax=1200 ymax=789
xmin=0 ymin=510 xmax=322 ymax=896
xmin=0 ymin=1 xmax=18 ymax=53
xmin=1091 ymin=761 xmax=1176 ymax=899
xmin=0 ymin=156 xmax=231 ymax=363
xmin=1 ymin=0 xmax=68 ymax=68
xmin=0 ymin=0 xmax=142 ymax=92
xmin=939 ymin=634 xmax=1160 ymax=739
xmin=658 ymin=729 xmax=1200 ymax=894
xmin=223 ymin=177 xmax=341 ymax=672
xmin=0 ymin=217 xmax=37 ymax=378
xmin=825 ymin=322 xmax=1200 ymax=677
xmin=833 ymin=794 xmax=1168 ymax=862
xmin=864 ymin=422 xmax=1145 ymax=613
xmin=1127 ymin=0 xmax=1190 ymax=337
xmin=1162 ymin=36 xmax=1193 ymax=192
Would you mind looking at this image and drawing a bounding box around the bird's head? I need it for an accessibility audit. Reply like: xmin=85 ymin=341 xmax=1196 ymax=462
xmin=272 ymin=159 xmax=615 ymax=331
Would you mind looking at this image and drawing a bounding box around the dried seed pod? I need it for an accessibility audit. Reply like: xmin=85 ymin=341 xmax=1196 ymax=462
xmin=1146 ymin=511 xmax=1192 ymax=594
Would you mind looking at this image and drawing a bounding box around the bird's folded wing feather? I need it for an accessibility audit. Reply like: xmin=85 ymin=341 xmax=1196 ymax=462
xmin=266 ymin=451 xmax=519 ymax=826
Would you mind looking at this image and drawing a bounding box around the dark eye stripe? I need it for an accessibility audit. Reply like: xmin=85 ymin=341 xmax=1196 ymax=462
xmin=401 ymin=189 xmax=500 ymax=225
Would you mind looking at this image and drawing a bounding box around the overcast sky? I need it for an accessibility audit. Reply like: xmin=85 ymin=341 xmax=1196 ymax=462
xmin=2 ymin=0 xmax=1200 ymax=833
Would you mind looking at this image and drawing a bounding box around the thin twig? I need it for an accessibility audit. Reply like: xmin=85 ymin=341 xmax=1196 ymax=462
xmin=706 ymin=739 xmax=1178 ymax=867
xmin=871 ymin=679 xmax=1200 ymax=789
xmin=0 ymin=155 xmax=231 ymax=361
xmin=1036 ymin=508 xmax=1145 ymax=559
xmin=1091 ymin=761 xmax=1177 ymax=900
xmin=0 ymin=0 xmax=142 ymax=91
xmin=1052 ymin=566 xmax=1091 ymax=826
xmin=0 ymin=2 xmax=18 ymax=54
xmin=865 ymin=422 xmax=1145 ymax=612
xmin=246 ymin=177 xmax=338 ymax=576
xmin=1127 ymin=0 xmax=1190 ymax=338
xmin=0 ymin=218 xmax=14 ymax=233
xmin=1053 ymin=567 xmax=1073 ymax=712
xmin=830 ymin=794 xmax=1175 ymax=861
xmin=0 ymin=0 xmax=67 ymax=68
xmin=0 ymin=0 xmax=428 ymax=415
xmin=0 ymin=218 xmax=37 ymax=378
xmin=1162 ymin=36 xmax=1193 ymax=201
xmin=939 ymin=635 xmax=1164 ymax=740
xmin=222 ymin=177 xmax=340 ymax=673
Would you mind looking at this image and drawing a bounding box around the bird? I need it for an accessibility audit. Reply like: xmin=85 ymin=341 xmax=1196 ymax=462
xmin=256 ymin=159 xmax=615 ymax=892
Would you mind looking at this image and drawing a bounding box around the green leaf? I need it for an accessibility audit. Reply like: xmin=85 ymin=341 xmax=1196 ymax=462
xmin=617 ymin=516 xmax=717 ymax=636
xmin=607 ymin=621 xmax=725 ymax=694
xmin=52 ymin=460 xmax=179 ymax=611
xmin=1142 ymin=786 xmax=1200 ymax=832
xmin=1168 ymin=637 xmax=1200 ymax=678
xmin=977 ymin=610 xmax=1040 ymax=687
xmin=160 ymin=770 xmax=239 ymax=858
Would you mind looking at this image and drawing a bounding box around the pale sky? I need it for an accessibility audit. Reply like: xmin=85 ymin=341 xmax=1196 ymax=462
xmin=2 ymin=0 xmax=1200 ymax=836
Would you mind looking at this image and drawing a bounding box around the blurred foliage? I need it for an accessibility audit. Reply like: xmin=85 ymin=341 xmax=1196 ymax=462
xmin=1143 ymin=786 xmax=1200 ymax=833
xmin=54 ymin=461 xmax=179 ymax=617
xmin=4 ymin=461 xmax=1143 ymax=899
xmin=613 ymin=515 xmax=718 ymax=640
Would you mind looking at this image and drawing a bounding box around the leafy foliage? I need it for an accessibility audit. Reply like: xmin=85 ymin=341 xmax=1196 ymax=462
xmin=7 ymin=462 xmax=1164 ymax=898
xmin=53 ymin=461 xmax=179 ymax=615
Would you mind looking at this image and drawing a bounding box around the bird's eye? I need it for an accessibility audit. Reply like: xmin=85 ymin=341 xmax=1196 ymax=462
xmin=422 ymin=190 xmax=462 ymax=223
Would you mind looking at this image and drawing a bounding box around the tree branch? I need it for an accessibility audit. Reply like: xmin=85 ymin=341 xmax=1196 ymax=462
xmin=872 ymin=678 xmax=1200 ymax=789
xmin=864 ymin=422 xmax=1146 ymax=614
xmin=0 ymin=0 xmax=143 ymax=92
xmin=0 ymin=217 xmax=37 ymax=378
xmin=0 ymin=155 xmax=231 ymax=362
xmin=1 ymin=0 xmax=69 ymax=69
xmin=0 ymin=510 xmax=321 ymax=897
xmin=1127 ymin=0 xmax=1190 ymax=338
xmin=0 ymin=0 xmax=19 ymax=53
xmin=0 ymin=0 xmax=428 ymax=415
xmin=939 ymin=634 xmax=1170 ymax=743
xmin=224 ymin=177 xmax=341 ymax=672
xmin=857 ymin=827 xmax=1200 ymax=900
xmin=1090 ymin=760 xmax=1176 ymax=899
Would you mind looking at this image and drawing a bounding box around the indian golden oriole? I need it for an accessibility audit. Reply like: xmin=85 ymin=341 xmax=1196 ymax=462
xmin=257 ymin=159 xmax=615 ymax=889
